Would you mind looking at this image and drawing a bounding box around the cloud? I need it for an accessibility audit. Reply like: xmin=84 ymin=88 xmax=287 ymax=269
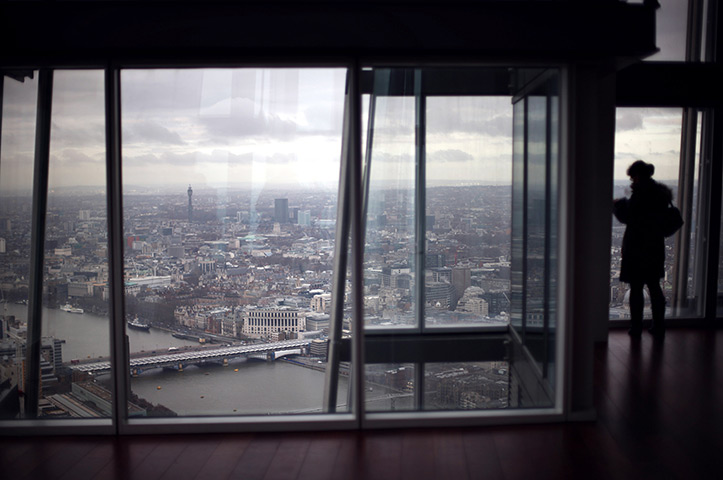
xmin=426 ymin=97 xmax=513 ymax=137
xmin=124 ymin=121 xmax=186 ymax=145
xmin=51 ymin=121 xmax=105 ymax=148
xmin=50 ymin=149 xmax=100 ymax=168
xmin=428 ymin=149 xmax=474 ymax=164
xmin=615 ymin=110 xmax=644 ymax=132
xmin=200 ymin=103 xmax=301 ymax=140
xmin=370 ymin=152 xmax=414 ymax=165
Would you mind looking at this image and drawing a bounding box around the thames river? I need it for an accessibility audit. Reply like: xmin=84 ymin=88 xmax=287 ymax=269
xmin=2 ymin=303 xmax=415 ymax=415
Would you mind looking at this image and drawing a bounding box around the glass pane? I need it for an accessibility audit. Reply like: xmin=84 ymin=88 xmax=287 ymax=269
xmin=611 ymin=108 xmax=692 ymax=320
xmin=362 ymin=67 xmax=558 ymax=413
xmin=0 ymin=72 xmax=38 ymax=420
xmin=647 ymin=0 xmax=689 ymax=62
xmin=424 ymin=97 xmax=512 ymax=329
xmin=509 ymin=70 xmax=559 ymax=406
xmin=364 ymin=363 xmax=415 ymax=412
xmin=40 ymin=70 xmax=110 ymax=418
xmin=510 ymin=100 xmax=525 ymax=336
xmin=525 ymin=95 xmax=547 ymax=374
xmin=547 ymin=91 xmax=559 ymax=387
xmin=423 ymin=362 xmax=509 ymax=410
xmin=121 ymin=68 xmax=347 ymax=417
xmin=364 ymin=70 xmax=416 ymax=329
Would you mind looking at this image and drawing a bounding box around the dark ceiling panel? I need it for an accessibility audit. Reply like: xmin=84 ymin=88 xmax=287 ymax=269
xmin=0 ymin=1 xmax=657 ymax=67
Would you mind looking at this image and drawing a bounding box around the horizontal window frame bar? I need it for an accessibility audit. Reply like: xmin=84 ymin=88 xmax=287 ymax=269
xmin=363 ymin=325 xmax=509 ymax=335
xmin=339 ymin=333 xmax=509 ymax=364
xmin=362 ymin=407 xmax=565 ymax=430
xmin=0 ymin=419 xmax=114 ymax=436
xmin=122 ymin=414 xmax=357 ymax=435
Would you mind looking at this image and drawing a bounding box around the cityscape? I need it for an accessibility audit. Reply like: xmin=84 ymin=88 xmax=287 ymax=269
xmin=0 ymin=182 xmax=513 ymax=419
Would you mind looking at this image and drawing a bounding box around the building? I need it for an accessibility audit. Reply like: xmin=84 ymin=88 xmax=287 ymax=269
xmin=451 ymin=266 xmax=471 ymax=309
xmin=305 ymin=313 xmax=330 ymax=333
xmin=187 ymin=184 xmax=193 ymax=223
xmin=456 ymin=286 xmax=490 ymax=316
xmin=310 ymin=293 xmax=331 ymax=313
xmin=298 ymin=209 xmax=311 ymax=227
xmin=242 ymin=307 xmax=307 ymax=339
xmin=274 ymin=198 xmax=289 ymax=224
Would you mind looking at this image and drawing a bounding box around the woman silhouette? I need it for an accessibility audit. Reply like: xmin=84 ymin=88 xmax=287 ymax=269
xmin=613 ymin=160 xmax=672 ymax=338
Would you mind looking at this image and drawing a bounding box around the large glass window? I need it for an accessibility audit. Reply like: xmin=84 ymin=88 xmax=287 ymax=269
xmin=361 ymin=68 xmax=559 ymax=413
xmin=119 ymin=68 xmax=349 ymax=417
xmin=0 ymin=72 xmax=38 ymax=420
xmin=508 ymin=71 xmax=559 ymax=405
xmin=610 ymin=107 xmax=704 ymax=320
xmin=424 ymin=96 xmax=512 ymax=329
xmin=647 ymin=0 xmax=690 ymax=62
xmin=41 ymin=70 xmax=111 ymax=418
xmin=1 ymin=64 xmax=564 ymax=427
xmin=0 ymin=70 xmax=110 ymax=420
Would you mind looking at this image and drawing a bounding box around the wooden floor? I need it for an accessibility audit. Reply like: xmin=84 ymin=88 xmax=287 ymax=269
xmin=2 ymin=328 xmax=722 ymax=480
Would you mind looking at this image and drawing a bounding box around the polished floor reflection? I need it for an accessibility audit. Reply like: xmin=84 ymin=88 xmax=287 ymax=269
xmin=1 ymin=328 xmax=722 ymax=479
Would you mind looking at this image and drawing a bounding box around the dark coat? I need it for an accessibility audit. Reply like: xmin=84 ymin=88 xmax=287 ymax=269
xmin=613 ymin=178 xmax=673 ymax=283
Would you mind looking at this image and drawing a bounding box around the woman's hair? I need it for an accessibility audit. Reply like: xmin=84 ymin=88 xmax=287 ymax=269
xmin=627 ymin=160 xmax=655 ymax=179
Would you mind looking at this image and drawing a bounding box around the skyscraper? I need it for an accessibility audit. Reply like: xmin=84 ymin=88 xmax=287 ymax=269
xmin=274 ymin=198 xmax=289 ymax=224
xmin=451 ymin=266 xmax=471 ymax=309
xmin=187 ymin=185 xmax=193 ymax=223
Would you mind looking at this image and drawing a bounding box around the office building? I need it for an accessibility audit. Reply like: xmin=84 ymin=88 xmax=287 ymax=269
xmin=274 ymin=198 xmax=289 ymax=224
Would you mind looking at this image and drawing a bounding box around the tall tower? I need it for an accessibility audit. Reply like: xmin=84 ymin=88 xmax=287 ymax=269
xmin=187 ymin=185 xmax=193 ymax=223
xmin=274 ymin=198 xmax=289 ymax=224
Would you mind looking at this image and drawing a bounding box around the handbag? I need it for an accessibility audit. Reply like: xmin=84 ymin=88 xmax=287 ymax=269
xmin=662 ymin=201 xmax=684 ymax=237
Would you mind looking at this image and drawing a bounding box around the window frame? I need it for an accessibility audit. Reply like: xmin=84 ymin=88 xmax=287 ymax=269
xmin=1 ymin=59 xmax=571 ymax=435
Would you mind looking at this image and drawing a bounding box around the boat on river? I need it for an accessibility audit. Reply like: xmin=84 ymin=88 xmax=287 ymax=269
xmin=61 ymin=304 xmax=84 ymax=314
xmin=127 ymin=316 xmax=151 ymax=332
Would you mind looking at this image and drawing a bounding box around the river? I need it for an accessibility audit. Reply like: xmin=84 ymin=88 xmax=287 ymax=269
xmin=2 ymin=302 xmax=198 ymax=360
xmin=1 ymin=303 xmax=415 ymax=415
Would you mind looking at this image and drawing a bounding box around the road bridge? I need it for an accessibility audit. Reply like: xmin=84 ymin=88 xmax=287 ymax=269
xmin=71 ymin=339 xmax=313 ymax=374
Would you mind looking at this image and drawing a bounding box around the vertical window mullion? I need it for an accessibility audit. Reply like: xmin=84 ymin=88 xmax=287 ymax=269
xmin=414 ymin=69 xmax=426 ymax=332
xmin=543 ymin=92 xmax=552 ymax=380
xmin=25 ymin=69 xmax=53 ymax=418
xmin=672 ymin=107 xmax=698 ymax=313
xmin=349 ymin=60 xmax=365 ymax=428
xmin=522 ymin=97 xmax=529 ymax=344
xmin=323 ymin=66 xmax=353 ymax=414
xmin=413 ymin=69 xmax=426 ymax=410
xmin=705 ymin=108 xmax=723 ymax=320
xmin=106 ymin=66 xmax=129 ymax=433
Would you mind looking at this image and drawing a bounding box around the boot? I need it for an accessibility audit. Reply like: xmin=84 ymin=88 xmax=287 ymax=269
xmin=628 ymin=319 xmax=643 ymax=337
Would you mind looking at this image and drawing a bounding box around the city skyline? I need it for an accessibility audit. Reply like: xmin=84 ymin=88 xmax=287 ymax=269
xmin=0 ymin=70 xmax=686 ymax=195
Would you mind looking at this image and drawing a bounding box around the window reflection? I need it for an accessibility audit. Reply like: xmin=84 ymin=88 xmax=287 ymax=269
xmin=120 ymin=68 xmax=348 ymax=417
xmin=425 ymin=97 xmax=512 ymax=329
xmin=40 ymin=70 xmax=111 ymax=418
xmin=0 ymin=72 xmax=38 ymax=420
xmin=363 ymin=68 xmax=558 ymax=412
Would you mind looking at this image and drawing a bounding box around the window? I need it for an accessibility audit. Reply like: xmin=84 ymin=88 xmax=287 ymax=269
xmin=0 ymin=65 xmax=566 ymax=429
xmin=0 ymin=72 xmax=38 ymax=420
xmin=358 ymin=68 xmax=560 ymax=415
xmin=611 ymin=107 xmax=707 ymax=321
xmin=120 ymin=68 xmax=349 ymax=417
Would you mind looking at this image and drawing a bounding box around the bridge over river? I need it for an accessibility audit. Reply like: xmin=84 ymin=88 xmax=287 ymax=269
xmin=71 ymin=339 xmax=313 ymax=375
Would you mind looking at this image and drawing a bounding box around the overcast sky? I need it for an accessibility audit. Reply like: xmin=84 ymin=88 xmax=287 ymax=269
xmin=0 ymin=1 xmax=691 ymax=194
